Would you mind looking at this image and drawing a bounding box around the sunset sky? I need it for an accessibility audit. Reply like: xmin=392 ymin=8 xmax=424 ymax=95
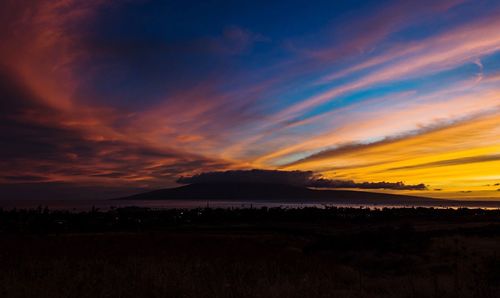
xmin=1 ymin=0 xmax=500 ymax=199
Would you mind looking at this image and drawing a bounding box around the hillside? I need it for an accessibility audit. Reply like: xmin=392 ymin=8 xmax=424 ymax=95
xmin=118 ymin=183 xmax=441 ymax=205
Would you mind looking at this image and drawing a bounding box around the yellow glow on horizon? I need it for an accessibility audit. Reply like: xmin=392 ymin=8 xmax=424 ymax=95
xmin=282 ymin=112 xmax=500 ymax=199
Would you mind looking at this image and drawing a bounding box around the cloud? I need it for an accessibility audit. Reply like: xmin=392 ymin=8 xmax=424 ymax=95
xmin=273 ymin=109 xmax=500 ymax=198
xmin=178 ymin=169 xmax=315 ymax=186
xmin=278 ymin=108 xmax=500 ymax=169
xmin=1 ymin=0 xmax=500 ymax=200
xmin=474 ymin=58 xmax=484 ymax=82
xmin=388 ymin=154 xmax=500 ymax=171
xmin=308 ymin=179 xmax=428 ymax=190
xmin=0 ymin=68 xmax=233 ymax=190
xmin=302 ymin=0 xmax=465 ymax=61
xmin=177 ymin=169 xmax=427 ymax=190
xmin=0 ymin=1 xmax=241 ymax=193
xmin=266 ymin=6 xmax=500 ymax=128
xmin=210 ymin=26 xmax=269 ymax=55
xmin=246 ymin=81 xmax=500 ymax=168
xmin=282 ymin=120 xmax=461 ymax=167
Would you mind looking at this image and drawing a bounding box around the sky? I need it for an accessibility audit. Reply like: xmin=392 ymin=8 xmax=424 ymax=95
xmin=1 ymin=0 xmax=500 ymax=200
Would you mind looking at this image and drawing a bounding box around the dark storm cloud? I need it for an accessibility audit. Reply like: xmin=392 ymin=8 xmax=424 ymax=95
xmin=308 ymin=179 xmax=428 ymax=190
xmin=177 ymin=169 xmax=315 ymax=186
xmin=178 ymin=169 xmax=427 ymax=190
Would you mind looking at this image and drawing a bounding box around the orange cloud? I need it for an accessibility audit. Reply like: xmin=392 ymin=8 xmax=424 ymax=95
xmin=281 ymin=111 xmax=500 ymax=199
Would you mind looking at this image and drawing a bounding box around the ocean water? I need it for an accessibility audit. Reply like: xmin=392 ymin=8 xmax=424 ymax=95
xmin=0 ymin=199 xmax=499 ymax=211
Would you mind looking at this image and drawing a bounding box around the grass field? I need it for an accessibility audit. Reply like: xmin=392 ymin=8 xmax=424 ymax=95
xmin=1 ymin=207 xmax=499 ymax=298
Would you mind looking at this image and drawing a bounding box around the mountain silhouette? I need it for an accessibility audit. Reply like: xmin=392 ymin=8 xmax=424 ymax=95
xmin=118 ymin=182 xmax=442 ymax=205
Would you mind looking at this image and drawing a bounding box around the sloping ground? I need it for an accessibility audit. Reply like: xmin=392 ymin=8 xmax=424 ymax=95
xmin=118 ymin=183 xmax=440 ymax=205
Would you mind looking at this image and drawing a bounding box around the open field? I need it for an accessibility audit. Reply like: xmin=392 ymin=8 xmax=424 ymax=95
xmin=1 ymin=207 xmax=500 ymax=298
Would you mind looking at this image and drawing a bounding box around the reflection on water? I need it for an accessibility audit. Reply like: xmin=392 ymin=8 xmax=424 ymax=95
xmin=0 ymin=199 xmax=499 ymax=211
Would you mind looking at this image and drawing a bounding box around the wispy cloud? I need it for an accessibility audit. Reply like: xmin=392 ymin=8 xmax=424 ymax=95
xmin=388 ymin=154 xmax=500 ymax=171
xmin=1 ymin=0 xmax=500 ymax=198
xmin=272 ymin=13 xmax=500 ymax=126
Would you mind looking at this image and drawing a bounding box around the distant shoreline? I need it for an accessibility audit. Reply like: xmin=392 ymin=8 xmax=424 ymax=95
xmin=1 ymin=198 xmax=500 ymax=212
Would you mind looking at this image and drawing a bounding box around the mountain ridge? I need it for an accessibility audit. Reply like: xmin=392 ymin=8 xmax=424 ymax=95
xmin=117 ymin=182 xmax=441 ymax=204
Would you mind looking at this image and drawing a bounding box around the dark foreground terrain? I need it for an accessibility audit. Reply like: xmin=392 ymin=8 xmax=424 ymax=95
xmin=1 ymin=207 xmax=500 ymax=298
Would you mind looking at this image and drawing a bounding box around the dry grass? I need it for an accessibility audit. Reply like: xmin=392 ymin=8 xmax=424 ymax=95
xmin=0 ymin=229 xmax=499 ymax=298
